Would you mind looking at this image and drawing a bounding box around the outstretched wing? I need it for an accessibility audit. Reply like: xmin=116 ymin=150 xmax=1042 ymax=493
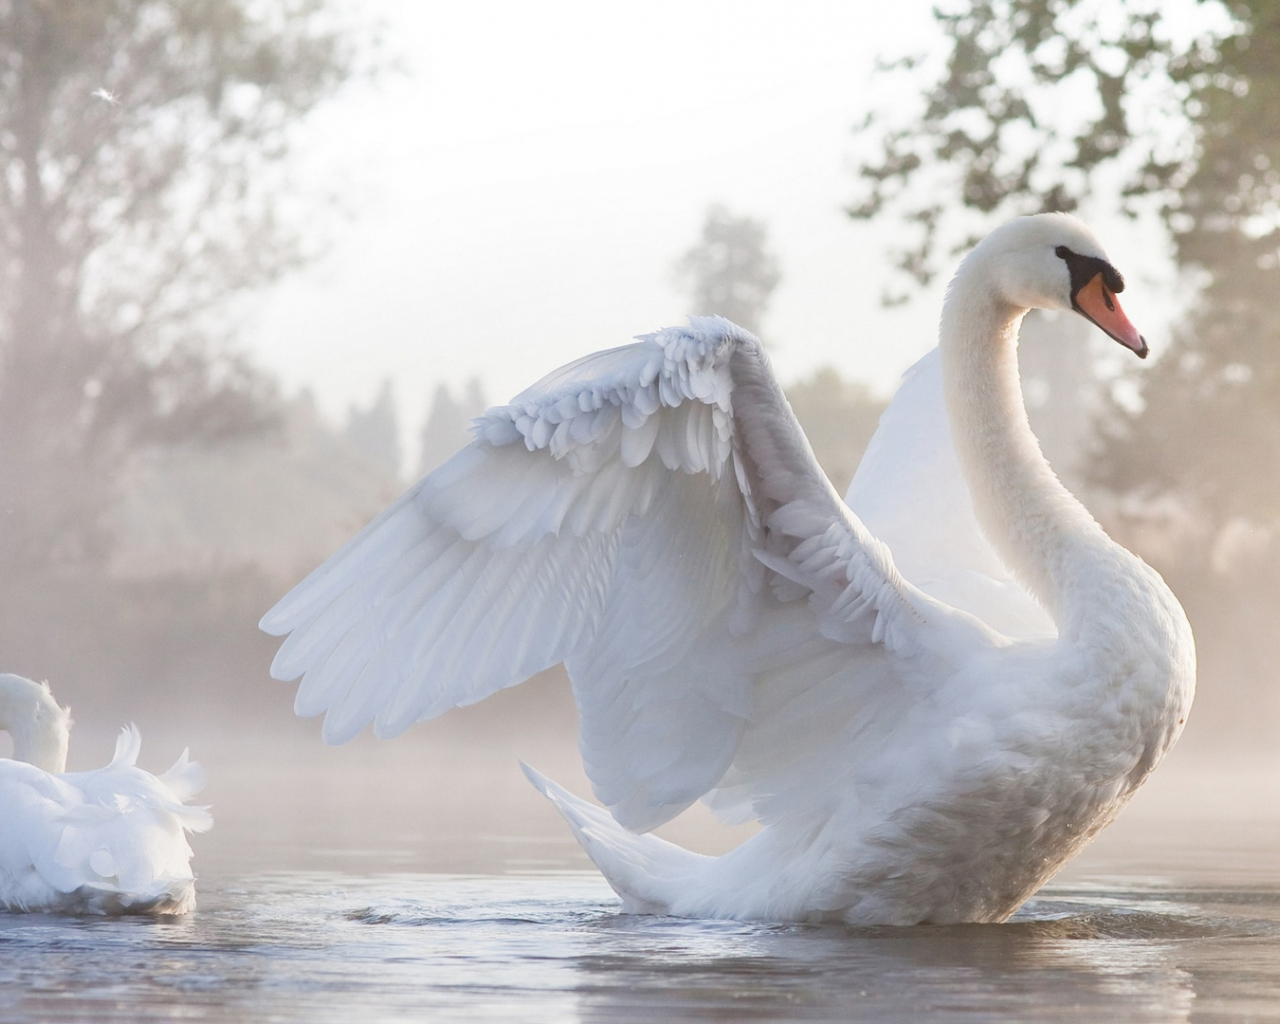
xmin=261 ymin=317 xmax=993 ymax=831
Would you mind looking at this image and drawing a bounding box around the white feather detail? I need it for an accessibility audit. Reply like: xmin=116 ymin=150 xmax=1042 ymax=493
xmin=263 ymin=315 xmax=974 ymax=831
xmin=0 ymin=722 xmax=211 ymax=915
xmin=262 ymin=216 xmax=1197 ymax=926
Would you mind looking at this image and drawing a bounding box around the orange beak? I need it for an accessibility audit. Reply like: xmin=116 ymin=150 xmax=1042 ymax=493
xmin=1073 ymin=272 xmax=1148 ymax=358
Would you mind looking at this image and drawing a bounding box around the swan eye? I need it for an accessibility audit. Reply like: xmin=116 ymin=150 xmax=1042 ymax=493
xmin=1055 ymin=245 xmax=1125 ymax=299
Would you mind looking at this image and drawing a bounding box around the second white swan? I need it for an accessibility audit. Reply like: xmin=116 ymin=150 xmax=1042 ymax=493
xmin=0 ymin=674 xmax=212 ymax=915
xmin=262 ymin=214 xmax=1194 ymax=925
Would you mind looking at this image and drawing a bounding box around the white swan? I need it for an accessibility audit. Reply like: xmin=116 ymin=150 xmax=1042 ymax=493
xmin=262 ymin=214 xmax=1195 ymax=924
xmin=0 ymin=674 xmax=212 ymax=915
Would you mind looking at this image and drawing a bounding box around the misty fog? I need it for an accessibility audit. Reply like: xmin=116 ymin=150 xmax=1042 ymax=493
xmin=0 ymin=0 xmax=1276 ymax=882
xmin=3 ymin=1 xmax=1280 ymax=1019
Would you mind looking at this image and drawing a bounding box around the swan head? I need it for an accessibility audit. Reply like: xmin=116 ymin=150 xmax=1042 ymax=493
xmin=0 ymin=673 xmax=71 ymax=773
xmin=963 ymin=213 xmax=1148 ymax=358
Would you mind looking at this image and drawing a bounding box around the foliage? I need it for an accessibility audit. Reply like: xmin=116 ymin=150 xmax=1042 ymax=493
xmin=0 ymin=0 xmax=376 ymax=567
xmin=1090 ymin=3 xmax=1280 ymax=528
xmin=674 ymin=204 xmax=781 ymax=338
xmin=853 ymin=0 xmax=1280 ymax=532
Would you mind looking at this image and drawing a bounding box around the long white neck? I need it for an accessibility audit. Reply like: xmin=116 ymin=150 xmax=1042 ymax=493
xmin=939 ymin=268 xmax=1108 ymax=628
xmin=0 ymin=674 xmax=70 ymax=773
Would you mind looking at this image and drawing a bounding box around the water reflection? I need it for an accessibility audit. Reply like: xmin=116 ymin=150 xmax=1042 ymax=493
xmin=2 ymin=733 xmax=1277 ymax=1023
xmin=569 ymin=890 xmax=1216 ymax=1023
xmin=2 ymin=873 xmax=1277 ymax=1023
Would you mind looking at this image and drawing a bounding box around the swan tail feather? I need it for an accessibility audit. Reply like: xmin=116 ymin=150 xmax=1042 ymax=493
xmin=153 ymin=750 xmax=213 ymax=833
xmin=110 ymin=725 xmax=142 ymax=767
xmin=158 ymin=748 xmax=207 ymax=802
xmin=520 ymin=763 xmax=708 ymax=916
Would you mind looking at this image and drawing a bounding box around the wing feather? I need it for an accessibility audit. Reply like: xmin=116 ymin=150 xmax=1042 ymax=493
xmin=263 ymin=317 xmax=991 ymax=829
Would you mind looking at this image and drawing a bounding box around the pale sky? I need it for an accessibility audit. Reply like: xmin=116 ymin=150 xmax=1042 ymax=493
xmin=245 ymin=0 xmax=1174 ymax=466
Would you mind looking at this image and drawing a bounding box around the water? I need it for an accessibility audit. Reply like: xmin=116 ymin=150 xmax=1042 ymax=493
xmin=3 ymin=721 xmax=1279 ymax=1022
xmin=3 ymin=873 xmax=1280 ymax=1022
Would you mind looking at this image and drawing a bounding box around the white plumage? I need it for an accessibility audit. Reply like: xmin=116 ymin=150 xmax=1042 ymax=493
xmin=262 ymin=214 xmax=1195 ymax=924
xmin=0 ymin=674 xmax=211 ymax=915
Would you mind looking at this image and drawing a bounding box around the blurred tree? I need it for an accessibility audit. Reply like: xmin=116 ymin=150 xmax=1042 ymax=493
xmin=417 ymin=378 xmax=486 ymax=478
xmin=851 ymin=0 xmax=1280 ymax=538
xmin=784 ymin=368 xmax=887 ymax=491
xmin=0 ymin=0 xmax=374 ymax=567
xmin=675 ymin=204 xmax=781 ymax=338
xmin=346 ymin=378 xmax=401 ymax=480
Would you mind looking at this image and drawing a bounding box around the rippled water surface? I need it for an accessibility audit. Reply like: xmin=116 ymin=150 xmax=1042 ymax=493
xmin=3 ymin=872 xmax=1280 ymax=1022
xmin=4 ymin=726 xmax=1279 ymax=1023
